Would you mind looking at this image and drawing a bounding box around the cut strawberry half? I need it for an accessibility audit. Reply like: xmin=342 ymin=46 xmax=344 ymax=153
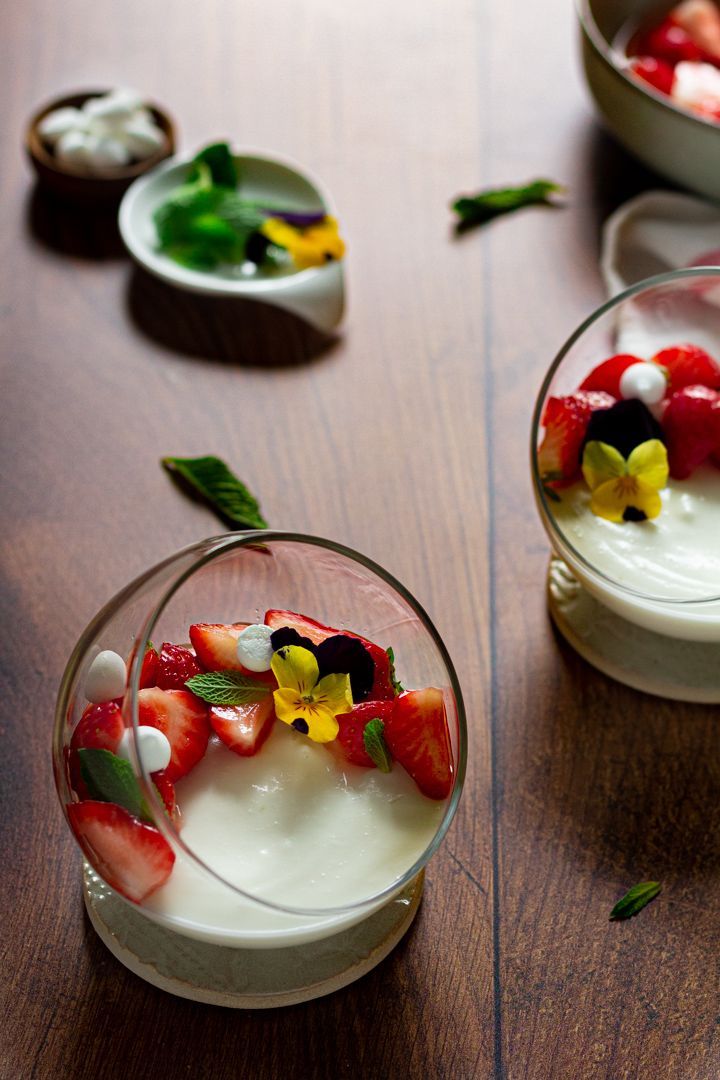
xmin=138 ymin=688 xmax=210 ymax=781
xmin=156 ymin=642 xmax=204 ymax=691
xmin=188 ymin=622 xmax=275 ymax=684
xmin=151 ymin=769 xmax=179 ymax=825
xmin=209 ymin=697 xmax=276 ymax=756
xmin=652 ymin=344 xmax=720 ymax=394
xmin=67 ymin=800 xmax=175 ymax=903
xmin=264 ymin=609 xmax=395 ymax=700
xmin=628 ymin=16 xmax=716 ymax=65
xmin=384 ymin=688 xmax=454 ymax=800
xmin=629 ymin=56 xmax=676 ymax=95
xmin=335 ymin=700 xmax=394 ymax=767
xmin=538 ymin=391 xmax=615 ymax=485
xmin=138 ymin=644 xmax=159 ymax=689
xmin=68 ymin=701 xmax=124 ymax=798
xmin=662 ymin=384 xmax=720 ymax=478
xmin=578 ymin=354 xmax=646 ymax=397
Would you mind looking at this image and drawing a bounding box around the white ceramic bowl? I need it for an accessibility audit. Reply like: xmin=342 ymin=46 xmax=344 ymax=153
xmin=578 ymin=0 xmax=720 ymax=200
xmin=118 ymin=150 xmax=344 ymax=332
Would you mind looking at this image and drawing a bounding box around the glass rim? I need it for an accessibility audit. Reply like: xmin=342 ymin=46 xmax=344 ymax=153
xmin=56 ymin=530 xmax=468 ymax=922
xmin=530 ymin=267 xmax=720 ymax=608
xmin=576 ymin=0 xmax=720 ymax=133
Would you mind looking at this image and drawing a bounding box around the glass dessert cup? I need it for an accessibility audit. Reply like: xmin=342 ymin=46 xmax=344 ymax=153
xmin=531 ymin=269 xmax=720 ymax=701
xmin=53 ymin=533 xmax=466 ymax=978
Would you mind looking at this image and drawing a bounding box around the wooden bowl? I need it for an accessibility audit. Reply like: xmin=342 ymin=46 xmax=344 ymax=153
xmin=25 ymin=89 xmax=176 ymax=203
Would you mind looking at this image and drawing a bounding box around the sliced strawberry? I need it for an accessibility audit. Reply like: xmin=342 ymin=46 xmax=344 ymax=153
xmin=662 ymin=384 xmax=720 ymax=478
xmin=67 ymin=800 xmax=174 ymax=903
xmin=264 ymin=609 xmax=395 ymax=700
xmin=68 ymin=701 xmax=124 ymax=798
xmin=151 ymin=769 xmax=179 ymax=825
xmin=629 ymin=56 xmax=676 ymax=95
xmin=71 ymin=701 xmax=124 ymax=753
xmin=138 ymin=645 xmax=159 ymax=689
xmin=156 ymin=642 xmax=204 ymax=690
xmin=209 ymin=697 xmax=276 ymax=756
xmin=628 ymin=17 xmax=716 ymax=65
xmin=652 ymin=344 xmax=720 ymax=393
xmin=579 ymin=354 xmax=646 ymax=397
xmin=188 ymin=621 xmax=273 ymax=681
xmin=335 ymin=700 xmax=394 ymax=767
xmin=138 ymin=688 xmax=210 ymax=781
xmin=384 ymin=688 xmax=454 ymax=800
xmin=538 ymin=391 xmax=615 ymax=484
xmin=264 ymin=610 xmax=335 ymax=646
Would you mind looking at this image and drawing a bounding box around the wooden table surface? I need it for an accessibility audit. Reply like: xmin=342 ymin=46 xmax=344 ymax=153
xmin=3 ymin=0 xmax=719 ymax=1077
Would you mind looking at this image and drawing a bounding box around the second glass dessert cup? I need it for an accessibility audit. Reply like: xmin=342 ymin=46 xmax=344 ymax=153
xmin=531 ymin=268 xmax=720 ymax=702
xmin=53 ymin=532 xmax=467 ymax=1003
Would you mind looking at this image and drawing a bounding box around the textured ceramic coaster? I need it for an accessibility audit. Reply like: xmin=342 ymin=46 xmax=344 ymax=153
xmin=547 ymin=558 xmax=720 ymax=704
xmin=83 ymin=863 xmax=424 ymax=1008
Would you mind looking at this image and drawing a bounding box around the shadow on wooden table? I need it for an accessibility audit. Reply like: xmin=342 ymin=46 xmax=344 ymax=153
xmin=536 ymin=623 xmax=720 ymax=886
xmin=50 ymin=898 xmax=429 ymax=1079
xmin=26 ymin=184 xmax=127 ymax=261
xmin=125 ymin=267 xmax=340 ymax=369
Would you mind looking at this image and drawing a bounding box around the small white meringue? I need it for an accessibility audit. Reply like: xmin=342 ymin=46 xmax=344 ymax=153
xmin=619 ymin=362 xmax=667 ymax=406
xmin=38 ymin=107 xmax=86 ymax=144
xmin=85 ymin=650 xmax=127 ymax=703
xmin=55 ymin=129 xmax=91 ymax=169
xmin=117 ymin=726 xmax=172 ymax=774
xmin=236 ymin=623 xmax=275 ymax=672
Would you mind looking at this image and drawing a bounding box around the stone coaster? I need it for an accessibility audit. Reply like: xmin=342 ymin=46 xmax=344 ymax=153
xmin=83 ymin=863 xmax=424 ymax=1008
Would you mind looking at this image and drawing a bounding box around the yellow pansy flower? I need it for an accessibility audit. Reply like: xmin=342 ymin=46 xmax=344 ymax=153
xmin=581 ymin=439 xmax=669 ymax=523
xmin=270 ymin=645 xmax=353 ymax=743
xmin=260 ymin=216 xmax=345 ymax=270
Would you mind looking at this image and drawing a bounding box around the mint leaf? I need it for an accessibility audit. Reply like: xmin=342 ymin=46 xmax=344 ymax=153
xmin=185 ymin=670 xmax=272 ymax=706
xmin=162 ymin=455 xmax=268 ymax=529
xmin=609 ymin=881 xmax=661 ymax=921
xmin=386 ymin=647 xmax=404 ymax=696
xmin=363 ymin=718 xmax=393 ymax=773
xmin=187 ymin=142 xmax=238 ymax=188
xmin=452 ymin=179 xmax=564 ymax=232
xmin=78 ymin=748 xmax=152 ymax=822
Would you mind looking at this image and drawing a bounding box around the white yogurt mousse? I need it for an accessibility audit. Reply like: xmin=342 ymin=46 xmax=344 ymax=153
xmin=143 ymin=722 xmax=446 ymax=947
xmin=549 ymin=463 xmax=720 ymax=640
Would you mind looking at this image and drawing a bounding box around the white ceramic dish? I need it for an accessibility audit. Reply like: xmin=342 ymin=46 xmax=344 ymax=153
xmin=577 ymin=0 xmax=720 ymax=200
xmin=118 ymin=150 xmax=344 ymax=332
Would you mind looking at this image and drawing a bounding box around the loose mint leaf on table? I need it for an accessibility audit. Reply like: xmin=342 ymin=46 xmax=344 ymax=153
xmin=363 ymin=718 xmax=393 ymax=773
xmin=78 ymin=748 xmax=152 ymax=822
xmin=162 ymin=455 xmax=268 ymax=529
xmin=452 ymin=179 xmax=565 ymax=232
xmin=609 ymin=881 xmax=661 ymax=921
xmin=386 ymin=647 xmax=404 ymax=695
xmin=186 ymin=671 xmax=272 ymax=706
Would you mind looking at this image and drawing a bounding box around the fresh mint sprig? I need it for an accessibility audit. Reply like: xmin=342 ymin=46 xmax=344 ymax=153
xmin=185 ymin=670 xmax=272 ymax=706
xmin=452 ymin=179 xmax=565 ymax=232
xmin=386 ymin=647 xmax=404 ymax=696
xmin=363 ymin=718 xmax=393 ymax=773
xmin=609 ymin=881 xmax=661 ymax=921
xmin=78 ymin=748 xmax=152 ymax=822
xmin=162 ymin=454 xmax=268 ymax=530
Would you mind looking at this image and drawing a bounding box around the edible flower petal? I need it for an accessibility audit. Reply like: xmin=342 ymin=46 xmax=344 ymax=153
xmin=260 ymin=216 xmax=345 ymax=269
xmin=582 ymin=439 xmax=668 ymax=523
xmin=271 ymin=645 xmax=353 ymax=743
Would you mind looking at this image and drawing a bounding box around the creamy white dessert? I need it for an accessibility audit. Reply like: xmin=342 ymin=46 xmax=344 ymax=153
xmin=143 ymin=724 xmax=446 ymax=946
xmin=550 ymin=463 xmax=720 ymax=640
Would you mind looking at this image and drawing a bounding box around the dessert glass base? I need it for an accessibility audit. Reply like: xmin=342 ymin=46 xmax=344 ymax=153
xmin=547 ymin=558 xmax=720 ymax=703
xmin=82 ymin=862 xmax=424 ymax=1008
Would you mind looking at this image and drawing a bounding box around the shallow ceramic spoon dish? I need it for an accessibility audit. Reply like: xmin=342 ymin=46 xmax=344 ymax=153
xmin=118 ymin=151 xmax=344 ymax=333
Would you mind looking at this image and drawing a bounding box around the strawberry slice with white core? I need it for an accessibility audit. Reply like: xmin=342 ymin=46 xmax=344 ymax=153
xmin=264 ymin=609 xmax=395 ymax=700
xmin=138 ymin=688 xmax=210 ymax=781
xmin=538 ymin=391 xmax=615 ymax=485
xmin=188 ymin=622 xmax=276 ymax=684
xmin=209 ymin=696 xmax=276 ymax=756
xmin=67 ymin=800 xmax=175 ymax=903
xmin=384 ymin=688 xmax=454 ymax=800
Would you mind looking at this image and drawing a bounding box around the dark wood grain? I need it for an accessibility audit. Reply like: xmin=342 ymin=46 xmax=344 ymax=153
xmin=1 ymin=0 xmax=717 ymax=1077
